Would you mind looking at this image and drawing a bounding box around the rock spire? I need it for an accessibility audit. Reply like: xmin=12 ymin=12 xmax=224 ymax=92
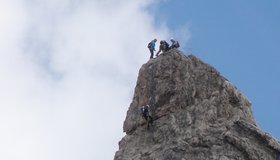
xmin=114 ymin=49 xmax=280 ymax=160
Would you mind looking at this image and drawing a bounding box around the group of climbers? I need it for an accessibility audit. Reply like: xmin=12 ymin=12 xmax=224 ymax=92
xmin=147 ymin=38 xmax=180 ymax=59
xmin=142 ymin=38 xmax=180 ymax=128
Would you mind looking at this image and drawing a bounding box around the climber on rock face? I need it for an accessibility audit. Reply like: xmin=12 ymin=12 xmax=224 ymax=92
xmin=156 ymin=40 xmax=170 ymax=57
xmin=141 ymin=105 xmax=151 ymax=121
xmin=147 ymin=38 xmax=157 ymax=59
xmin=141 ymin=105 xmax=153 ymax=128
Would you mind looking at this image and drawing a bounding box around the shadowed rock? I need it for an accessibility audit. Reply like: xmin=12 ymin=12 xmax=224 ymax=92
xmin=114 ymin=49 xmax=280 ymax=160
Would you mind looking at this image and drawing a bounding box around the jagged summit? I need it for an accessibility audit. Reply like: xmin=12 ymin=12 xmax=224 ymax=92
xmin=115 ymin=49 xmax=280 ymax=160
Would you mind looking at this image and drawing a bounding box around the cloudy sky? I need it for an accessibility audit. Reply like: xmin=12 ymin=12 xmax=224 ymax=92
xmin=1 ymin=0 xmax=279 ymax=160
xmin=0 ymin=0 xmax=173 ymax=159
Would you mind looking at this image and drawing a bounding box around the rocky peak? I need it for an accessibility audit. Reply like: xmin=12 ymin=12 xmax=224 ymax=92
xmin=114 ymin=49 xmax=280 ymax=160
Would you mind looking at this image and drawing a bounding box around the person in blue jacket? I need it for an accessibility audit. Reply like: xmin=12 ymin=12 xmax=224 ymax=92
xmin=147 ymin=38 xmax=157 ymax=59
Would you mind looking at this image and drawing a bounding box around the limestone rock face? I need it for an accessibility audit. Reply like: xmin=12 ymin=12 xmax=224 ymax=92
xmin=114 ymin=49 xmax=280 ymax=160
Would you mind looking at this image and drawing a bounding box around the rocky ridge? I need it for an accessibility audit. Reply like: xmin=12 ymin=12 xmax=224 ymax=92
xmin=114 ymin=49 xmax=280 ymax=160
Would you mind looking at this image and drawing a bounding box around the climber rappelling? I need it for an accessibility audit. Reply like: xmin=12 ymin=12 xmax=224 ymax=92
xmin=141 ymin=105 xmax=153 ymax=129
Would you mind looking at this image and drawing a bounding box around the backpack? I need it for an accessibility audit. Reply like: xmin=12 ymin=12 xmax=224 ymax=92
xmin=163 ymin=41 xmax=169 ymax=51
xmin=147 ymin=42 xmax=151 ymax=48
xmin=176 ymin=41 xmax=180 ymax=48
xmin=164 ymin=41 xmax=169 ymax=48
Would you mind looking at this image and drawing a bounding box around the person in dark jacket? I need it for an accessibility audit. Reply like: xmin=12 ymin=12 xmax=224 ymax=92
xmin=141 ymin=105 xmax=153 ymax=128
xmin=156 ymin=40 xmax=170 ymax=56
xmin=147 ymin=38 xmax=157 ymax=59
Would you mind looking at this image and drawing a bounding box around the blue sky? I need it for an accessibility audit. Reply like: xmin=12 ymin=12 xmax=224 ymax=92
xmin=150 ymin=0 xmax=280 ymax=139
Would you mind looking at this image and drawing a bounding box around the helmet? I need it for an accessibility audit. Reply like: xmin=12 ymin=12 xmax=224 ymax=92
xmin=154 ymin=38 xmax=157 ymax=42
xmin=170 ymin=38 xmax=174 ymax=42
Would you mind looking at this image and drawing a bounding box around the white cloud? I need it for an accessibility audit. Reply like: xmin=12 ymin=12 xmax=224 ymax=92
xmin=0 ymin=0 xmax=172 ymax=159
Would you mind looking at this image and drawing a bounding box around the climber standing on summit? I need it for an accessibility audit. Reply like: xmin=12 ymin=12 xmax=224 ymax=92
xmin=147 ymin=38 xmax=157 ymax=59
